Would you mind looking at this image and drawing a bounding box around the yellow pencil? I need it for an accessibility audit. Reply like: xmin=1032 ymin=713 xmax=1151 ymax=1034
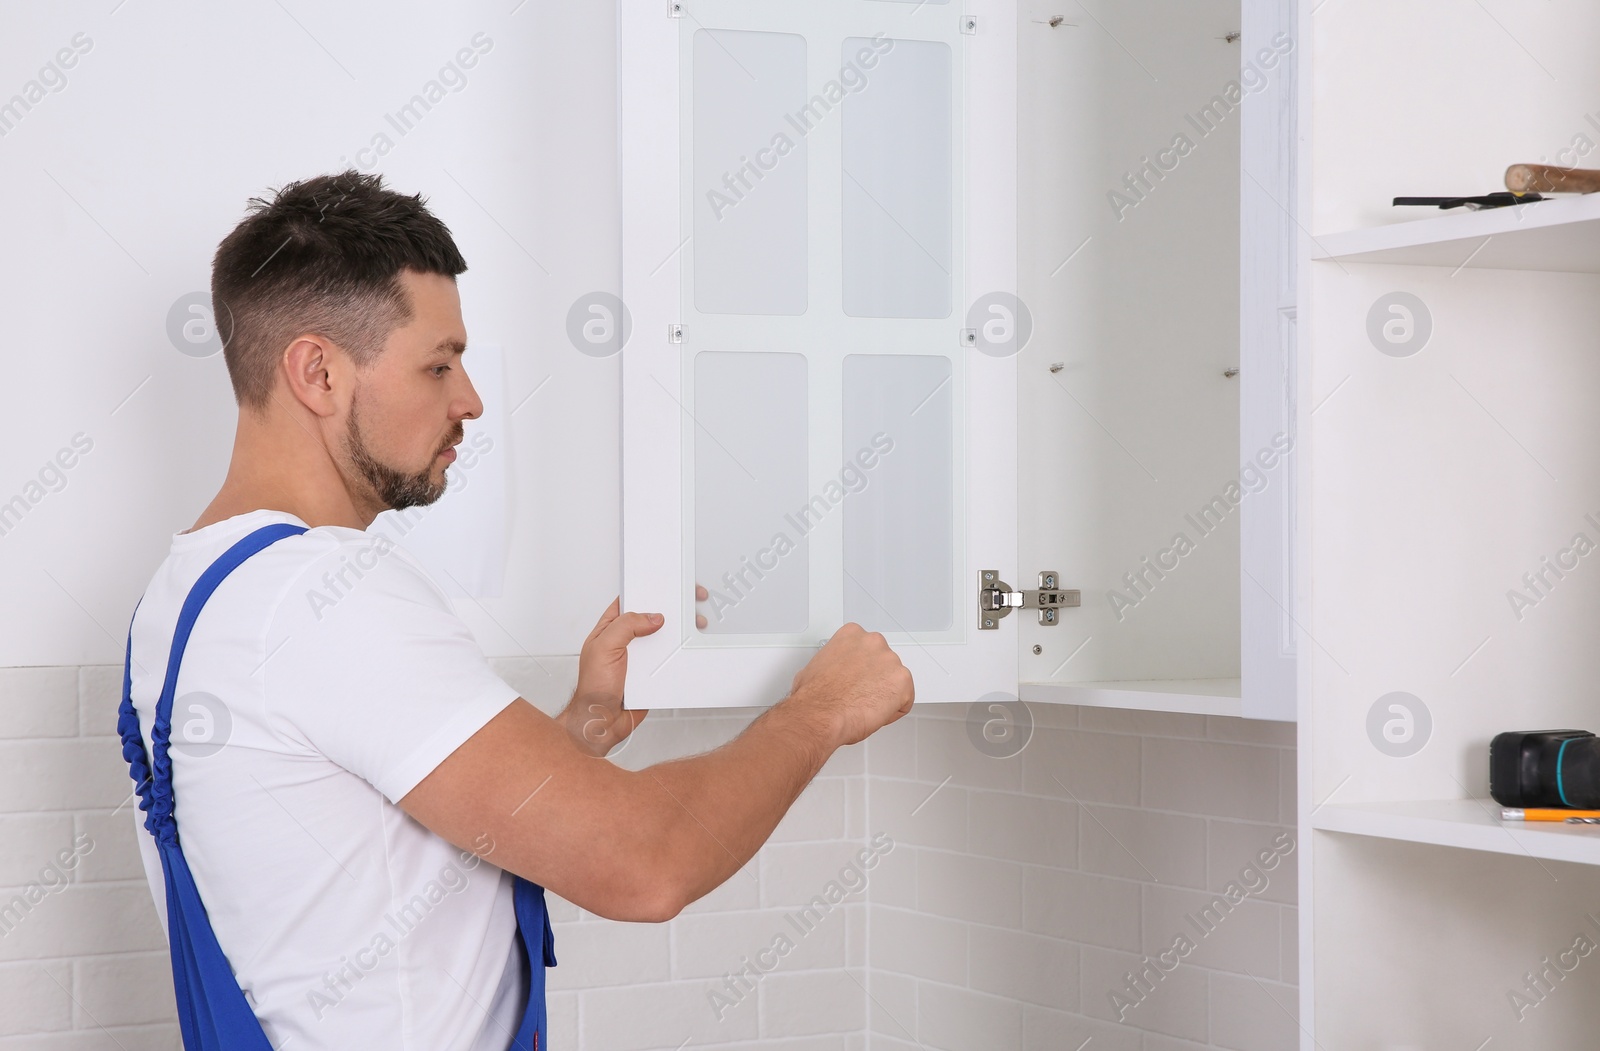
xmin=1501 ymin=808 xmax=1600 ymax=821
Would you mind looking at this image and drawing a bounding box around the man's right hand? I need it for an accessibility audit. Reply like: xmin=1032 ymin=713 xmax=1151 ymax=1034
xmin=783 ymin=622 xmax=914 ymax=747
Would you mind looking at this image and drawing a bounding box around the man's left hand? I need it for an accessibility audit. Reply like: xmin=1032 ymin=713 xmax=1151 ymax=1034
xmin=562 ymin=597 xmax=663 ymax=757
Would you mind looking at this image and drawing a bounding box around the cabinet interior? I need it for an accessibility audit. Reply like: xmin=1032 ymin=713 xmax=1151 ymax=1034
xmin=1017 ymin=0 xmax=1248 ymax=702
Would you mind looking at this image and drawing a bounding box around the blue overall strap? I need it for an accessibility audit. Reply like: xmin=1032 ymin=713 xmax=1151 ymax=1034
xmin=509 ymin=875 xmax=558 ymax=1050
xmin=119 ymin=520 xmax=558 ymax=1049
xmin=117 ymin=522 xmax=307 ymax=1051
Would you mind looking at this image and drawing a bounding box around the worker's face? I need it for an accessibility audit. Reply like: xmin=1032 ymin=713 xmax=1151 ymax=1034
xmin=341 ymin=270 xmax=482 ymax=511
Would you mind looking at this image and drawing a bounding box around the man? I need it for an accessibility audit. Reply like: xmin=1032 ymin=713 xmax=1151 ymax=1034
xmin=124 ymin=169 xmax=914 ymax=1050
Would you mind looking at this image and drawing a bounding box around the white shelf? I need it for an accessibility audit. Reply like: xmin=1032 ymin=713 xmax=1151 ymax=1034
xmin=1312 ymin=799 xmax=1600 ymax=866
xmin=1310 ymin=192 xmax=1600 ymax=273
xmin=1019 ymin=678 xmax=1244 ymax=717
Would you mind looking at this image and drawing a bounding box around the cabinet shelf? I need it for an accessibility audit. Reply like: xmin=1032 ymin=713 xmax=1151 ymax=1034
xmin=1019 ymin=678 xmax=1245 ymax=718
xmin=1311 ymin=192 xmax=1600 ymax=273
xmin=1311 ymin=799 xmax=1600 ymax=867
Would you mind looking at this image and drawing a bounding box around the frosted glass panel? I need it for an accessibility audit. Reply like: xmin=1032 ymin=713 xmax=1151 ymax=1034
xmin=842 ymin=354 xmax=954 ymax=632
xmin=841 ymin=38 xmax=953 ymax=319
xmin=694 ymin=351 xmax=810 ymax=633
xmin=692 ymin=30 xmax=809 ymax=316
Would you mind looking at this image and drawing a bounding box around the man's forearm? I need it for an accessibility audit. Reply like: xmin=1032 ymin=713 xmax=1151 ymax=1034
xmin=638 ymin=694 xmax=842 ymax=910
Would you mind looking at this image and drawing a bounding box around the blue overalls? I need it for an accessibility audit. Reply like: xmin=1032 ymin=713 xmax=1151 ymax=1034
xmin=116 ymin=522 xmax=557 ymax=1050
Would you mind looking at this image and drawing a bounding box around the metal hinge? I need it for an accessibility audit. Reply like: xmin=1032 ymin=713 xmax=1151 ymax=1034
xmin=979 ymin=570 xmax=1080 ymax=629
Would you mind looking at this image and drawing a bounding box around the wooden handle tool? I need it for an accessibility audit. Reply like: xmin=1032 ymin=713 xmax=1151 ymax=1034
xmin=1505 ymin=163 xmax=1600 ymax=194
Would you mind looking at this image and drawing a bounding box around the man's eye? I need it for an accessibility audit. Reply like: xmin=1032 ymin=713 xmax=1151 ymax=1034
xmin=431 ymin=365 xmax=450 ymax=377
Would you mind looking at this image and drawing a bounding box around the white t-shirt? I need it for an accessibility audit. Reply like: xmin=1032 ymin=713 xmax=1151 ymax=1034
xmin=127 ymin=509 xmax=529 ymax=1051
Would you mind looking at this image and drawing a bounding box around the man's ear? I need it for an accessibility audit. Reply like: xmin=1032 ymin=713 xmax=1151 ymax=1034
xmin=281 ymin=335 xmax=340 ymax=418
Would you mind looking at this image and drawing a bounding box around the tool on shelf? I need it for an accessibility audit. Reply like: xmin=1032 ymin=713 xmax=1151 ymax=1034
xmin=1505 ymin=163 xmax=1600 ymax=194
xmin=1490 ymin=730 xmax=1600 ymax=809
xmin=1393 ymin=191 xmax=1542 ymax=210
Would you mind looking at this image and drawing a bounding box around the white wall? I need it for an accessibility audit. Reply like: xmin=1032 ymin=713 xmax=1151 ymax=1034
xmin=1 ymin=0 xmax=623 ymax=666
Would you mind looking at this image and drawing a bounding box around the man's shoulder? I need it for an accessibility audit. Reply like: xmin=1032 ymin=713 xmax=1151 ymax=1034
xmin=263 ymin=528 xmax=450 ymax=635
xmin=144 ymin=510 xmax=450 ymax=639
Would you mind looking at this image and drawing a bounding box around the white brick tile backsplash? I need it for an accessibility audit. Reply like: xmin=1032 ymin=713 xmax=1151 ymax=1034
xmin=670 ymin=907 xmax=848 ymax=981
xmin=1142 ymin=1035 xmax=1221 ymax=1051
xmin=1207 ymin=973 xmax=1298 ymax=1051
xmin=546 ymin=989 xmax=579 ymax=1049
xmin=863 ymin=717 xmax=916 ymax=781
xmin=1079 ymin=805 xmax=1208 ymax=888
xmin=844 ymin=778 xmax=865 ymax=840
xmin=74 ymin=667 xmax=122 ymax=741
xmin=0 ymin=660 xmax=1295 ymax=1051
xmin=0 ymin=817 xmax=76 ymax=887
xmin=1079 ymin=946 xmax=1209 ymax=1042
xmin=1077 ymin=707 xmax=1208 ymax=739
xmin=544 ymin=890 xmax=582 ymax=924
xmin=770 ymin=778 xmax=847 ymax=844
xmin=869 ymin=779 xmax=967 ymax=854
xmin=759 ymin=842 xmax=876 ymax=910
xmin=1279 ymin=906 xmax=1298 ymax=987
xmin=1278 ymin=749 xmax=1296 ymax=826
xmin=0 ymin=885 xmax=165 ymax=963
xmin=1022 ymin=868 xmax=1141 ymax=952
xmin=869 ymin=907 xmax=967 ymax=987
xmin=758 ymin=968 xmax=866 ymax=1039
xmin=1141 ymin=739 xmax=1280 ymax=823
xmin=581 ymin=978 xmax=760 ymax=1049
xmin=869 ymin=844 xmax=916 ymax=910
xmin=1206 ymin=821 xmax=1297 ymax=906
xmin=681 ymin=861 xmax=763 ymax=916
xmin=1140 ymin=886 xmax=1281 ymax=982
xmin=819 ymin=743 xmax=866 ymax=779
xmin=73 ymin=812 xmax=145 ymax=884
xmin=864 ymin=968 xmax=917 ymax=1041
xmin=0 ymin=669 xmax=76 ymax=740
xmin=915 ymin=718 xmax=1024 ymax=793
xmin=1022 ymin=1005 xmax=1142 ymax=1051
xmin=913 ymin=980 xmax=1024 ymax=1051
xmin=0 ymin=960 xmax=73 ymax=1034
xmin=967 ymin=791 xmax=1075 ymax=869
xmin=1021 ymin=727 xmax=1142 ymax=806
xmin=1204 ymin=715 xmax=1295 ymax=747
xmin=916 ymin=851 xmax=1024 ymax=929
xmin=0 ymin=1022 xmax=182 ymax=1050
xmin=71 ymin=951 xmax=175 ymax=1029
xmin=545 ymin=915 xmax=671 ymax=990
xmin=965 ymin=925 xmax=1079 ymax=1011
xmin=0 ymin=740 xmax=130 ymax=814
xmin=876 ymin=706 xmax=1298 ymax=1051
xmin=612 ymin=713 xmax=755 ymax=771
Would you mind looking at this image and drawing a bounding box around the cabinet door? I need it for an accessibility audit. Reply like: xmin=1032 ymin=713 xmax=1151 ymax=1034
xmin=1238 ymin=0 xmax=1297 ymax=721
xmin=619 ymin=0 xmax=1018 ymax=708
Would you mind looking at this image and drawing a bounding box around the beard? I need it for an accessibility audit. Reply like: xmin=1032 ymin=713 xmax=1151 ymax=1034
xmin=343 ymin=391 xmax=459 ymax=511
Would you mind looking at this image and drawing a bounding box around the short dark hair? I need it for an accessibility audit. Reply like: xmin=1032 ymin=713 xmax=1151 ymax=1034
xmin=210 ymin=170 xmax=467 ymax=414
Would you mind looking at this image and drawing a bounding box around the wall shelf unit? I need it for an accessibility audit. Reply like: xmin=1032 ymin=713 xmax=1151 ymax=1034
xmin=1298 ymin=1 xmax=1600 ymax=1045
xmin=1312 ymin=192 xmax=1600 ymax=272
xmin=1312 ymin=799 xmax=1600 ymax=867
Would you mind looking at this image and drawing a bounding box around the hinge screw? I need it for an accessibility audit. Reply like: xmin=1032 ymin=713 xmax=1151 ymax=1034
xmin=1032 ymin=644 xmax=1042 ymax=655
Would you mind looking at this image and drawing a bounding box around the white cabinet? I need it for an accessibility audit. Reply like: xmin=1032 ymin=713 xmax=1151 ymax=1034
xmin=1297 ymin=1 xmax=1600 ymax=1045
xmin=618 ymin=0 xmax=1298 ymax=721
